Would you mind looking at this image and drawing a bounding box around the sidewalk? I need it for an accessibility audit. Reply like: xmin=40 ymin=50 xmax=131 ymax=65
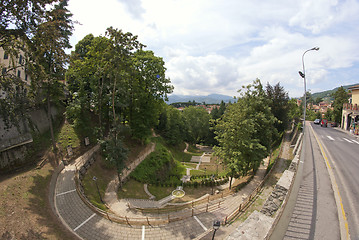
xmin=52 ymin=146 xmax=271 ymax=240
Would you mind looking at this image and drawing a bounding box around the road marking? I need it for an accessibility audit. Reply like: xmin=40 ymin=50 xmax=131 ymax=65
xmin=142 ymin=225 xmax=145 ymax=240
xmin=56 ymin=189 xmax=76 ymax=197
xmin=310 ymin=125 xmax=351 ymax=240
xmin=327 ymin=136 xmax=335 ymax=141
xmin=352 ymin=139 xmax=359 ymax=144
xmin=343 ymin=138 xmax=353 ymax=143
xmin=74 ymin=213 xmax=96 ymax=231
xmin=194 ymin=216 xmax=207 ymax=231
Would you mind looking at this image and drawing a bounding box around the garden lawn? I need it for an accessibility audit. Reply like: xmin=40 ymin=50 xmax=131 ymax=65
xmin=118 ymin=179 xmax=148 ymax=199
xmin=82 ymin=153 xmax=116 ymax=210
xmin=147 ymin=185 xmax=174 ymax=200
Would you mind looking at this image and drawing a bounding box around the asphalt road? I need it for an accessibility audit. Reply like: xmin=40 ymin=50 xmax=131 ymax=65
xmin=270 ymin=122 xmax=350 ymax=240
xmin=312 ymin=123 xmax=359 ymax=239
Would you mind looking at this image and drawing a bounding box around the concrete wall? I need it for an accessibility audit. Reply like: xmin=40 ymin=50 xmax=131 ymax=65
xmin=0 ymin=106 xmax=59 ymax=171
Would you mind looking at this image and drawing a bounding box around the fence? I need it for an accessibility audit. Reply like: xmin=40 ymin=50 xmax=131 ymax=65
xmin=73 ymin=136 xmax=286 ymax=226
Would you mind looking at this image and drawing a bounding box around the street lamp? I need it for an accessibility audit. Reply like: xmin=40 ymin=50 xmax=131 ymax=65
xmin=93 ymin=176 xmax=104 ymax=203
xmin=299 ymin=47 xmax=319 ymax=131
xmin=212 ymin=220 xmax=221 ymax=240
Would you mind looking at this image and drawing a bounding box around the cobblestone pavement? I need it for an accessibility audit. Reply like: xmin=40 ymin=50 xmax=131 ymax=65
xmin=54 ymin=148 xmax=269 ymax=240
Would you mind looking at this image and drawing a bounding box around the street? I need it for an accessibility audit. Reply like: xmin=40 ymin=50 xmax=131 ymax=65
xmin=312 ymin=123 xmax=359 ymax=239
xmin=271 ymin=122 xmax=359 ymax=239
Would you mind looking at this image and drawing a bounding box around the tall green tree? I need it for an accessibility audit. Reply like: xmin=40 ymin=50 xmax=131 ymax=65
xmin=28 ymin=0 xmax=73 ymax=153
xmin=182 ymin=106 xmax=210 ymax=144
xmin=332 ymin=86 xmax=348 ymax=123
xmin=0 ymin=0 xmax=59 ymax=128
xmin=157 ymin=105 xmax=186 ymax=145
xmin=266 ymin=82 xmax=289 ymax=132
xmin=214 ymin=79 xmax=277 ymax=189
xmin=288 ymin=98 xmax=301 ymax=122
xmin=129 ymin=50 xmax=173 ymax=140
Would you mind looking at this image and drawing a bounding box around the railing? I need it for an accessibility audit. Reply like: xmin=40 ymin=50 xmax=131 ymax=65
xmin=73 ymin=137 xmax=286 ymax=227
xmin=222 ymin=138 xmax=285 ymax=225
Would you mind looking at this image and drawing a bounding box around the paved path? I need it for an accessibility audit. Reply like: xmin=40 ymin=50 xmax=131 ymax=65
xmin=53 ymin=146 xmax=270 ymax=240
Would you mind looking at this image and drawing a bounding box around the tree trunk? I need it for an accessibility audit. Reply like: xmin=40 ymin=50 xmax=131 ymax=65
xmin=112 ymin=76 xmax=117 ymax=123
xmin=229 ymin=175 xmax=233 ymax=190
xmin=47 ymin=94 xmax=57 ymax=157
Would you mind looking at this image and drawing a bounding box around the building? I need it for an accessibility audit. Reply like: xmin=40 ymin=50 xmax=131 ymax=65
xmin=1 ymin=44 xmax=32 ymax=99
xmin=341 ymin=84 xmax=359 ymax=134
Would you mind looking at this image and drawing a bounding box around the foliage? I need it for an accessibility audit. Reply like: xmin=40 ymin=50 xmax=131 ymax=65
xmin=214 ymin=79 xmax=277 ymax=189
xmin=66 ymin=31 xmax=173 ymax=142
xmin=324 ymin=108 xmax=333 ymax=121
xmin=331 ymin=86 xmax=348 ymax=123
xmin=27 ymin=0 xmax=73 ymax=152
xmin=266 ymin=82 xmax=289 ymax=132
xmin=0 ymin=0 xmax=72 ymax=131
xmin=182 ymin=106 xmax=211 ymax=144
xmin=305 ymin=109 xmax=319 ymax=121
xmin=130 ymin=141 xmax=181 ymax=184
xmin=99 ymin=125 xmax=128 ymax=178
xmin=288 ymin=98 xmax=301 ymax=122
xmin=156 ymin=105 xmax=186 ymax=145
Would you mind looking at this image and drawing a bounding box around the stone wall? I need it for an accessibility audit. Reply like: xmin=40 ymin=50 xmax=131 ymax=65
xmin=0 ymin=106 xmax=59 ymax=171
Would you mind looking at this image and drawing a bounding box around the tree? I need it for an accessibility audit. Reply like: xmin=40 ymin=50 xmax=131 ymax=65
xmin=182 ymin=106 xmax=210 ymax=144
xmin=129 ymin=50 xmax=173 ymax=140
xmin=266 ymin=82 xmax=289 ymax=132
xmin=28 ymin=0 xmax=73 ymax=153
xmin=332 ymin=86 xmax=348 ymax=124
xmin=99 ymin=126 xmax=128 ymax=184
xmin=0 ymin=0 xmax=59 ymax=128
xmin=288 ymin=98 xmax=301 ymax=122
xmin=214 ymin=79 xmax=277 ymax=189
xmin=324 ymin=108 xmax=333 ymax=121
xmin=158 ymin=105 xmax=186 ymax=145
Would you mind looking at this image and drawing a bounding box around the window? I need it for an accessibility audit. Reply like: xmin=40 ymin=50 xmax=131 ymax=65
xmin=25 ymin=74 xmax=28 ymax=81
xmin=4 ymin=52 xmax=8 ymax=59
xmin=19 ymin=54 xmax=23 ymax=64
xmin=17 ymin=70 xmax=21 ymax=78
xmin=2 ymin=68 xmax=6 ymax=75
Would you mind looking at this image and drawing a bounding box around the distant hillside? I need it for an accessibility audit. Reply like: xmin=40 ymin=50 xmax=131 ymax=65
xmin=166 ymin=93 xmax=236 ymax=104
xmin=311 ymin=83 xmax=358 ymax=101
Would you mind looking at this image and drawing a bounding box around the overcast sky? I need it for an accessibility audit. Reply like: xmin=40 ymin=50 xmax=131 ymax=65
xmin=68 ymin=0 xmax=359 ymax=98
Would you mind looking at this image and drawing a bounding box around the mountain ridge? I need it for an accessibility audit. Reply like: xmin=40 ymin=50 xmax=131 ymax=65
xmin=166 ymin=93 xmax=236 ymax=104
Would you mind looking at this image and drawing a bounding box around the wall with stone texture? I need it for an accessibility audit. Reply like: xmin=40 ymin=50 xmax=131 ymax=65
xmin=0 ymin=106 xmax=59 ymax=171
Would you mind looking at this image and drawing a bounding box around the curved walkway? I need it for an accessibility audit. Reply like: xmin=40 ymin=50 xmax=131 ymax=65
xmin=53 ymin=146 xmax=271 ymax=240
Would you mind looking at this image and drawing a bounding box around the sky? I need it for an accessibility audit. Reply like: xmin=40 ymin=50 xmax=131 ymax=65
xmin=67 ymin=0 xmax=359 ymax=98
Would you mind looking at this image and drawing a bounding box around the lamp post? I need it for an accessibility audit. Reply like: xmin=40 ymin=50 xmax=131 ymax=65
xmin=298 ymin=47 xmax=319 ymax=131
xmin=93 ymin=176 xmax=104 ymax=203
xmin=212 ymin=220 xmax=221 ymax=240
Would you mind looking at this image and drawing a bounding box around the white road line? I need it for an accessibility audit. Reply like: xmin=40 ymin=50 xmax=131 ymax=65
xmin=194 ymin=216 xmax=207 ymax=231
xmin=74 ymin=213 xmax=96 ymax=231
xmin=56 ymin=189 xmax=76 ymax=197
xmin=327 ymin=136 xmax=335 ymax=141
xmin=343 ymin=138 xmax=353 ymax=143
xmin=142 ymin=225 xmax=145 ymax=240
xmin=352 ymin=139 xmax=359 ymax=144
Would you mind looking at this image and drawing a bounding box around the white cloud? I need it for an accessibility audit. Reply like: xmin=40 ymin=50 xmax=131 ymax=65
xmin=68 ymin=0 xmax=359 ymax=98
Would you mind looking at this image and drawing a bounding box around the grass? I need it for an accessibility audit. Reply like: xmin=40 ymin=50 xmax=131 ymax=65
xmin=82 ymin=153 xmax=116 ymax=210
xmin=147 ymin=185 xmax=175 ymax=200
xmin=118 ymin=179 xmax=148 ymax=199
xmin=56 ymin=121 xmax=81 ymax=153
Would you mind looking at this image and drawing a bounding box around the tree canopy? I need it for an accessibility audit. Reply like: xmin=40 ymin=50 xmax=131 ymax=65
xmin=332 ymin=86 xmax=348 ymax=123
xmin=213 ymin=79 xmax=277 ymax=189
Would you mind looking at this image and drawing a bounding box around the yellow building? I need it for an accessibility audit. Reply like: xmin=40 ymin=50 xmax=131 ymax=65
xmin=341 ymin=84 xmax=359 ymax=133
xmin=0 ymin=46 xmax=31 ymax=98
